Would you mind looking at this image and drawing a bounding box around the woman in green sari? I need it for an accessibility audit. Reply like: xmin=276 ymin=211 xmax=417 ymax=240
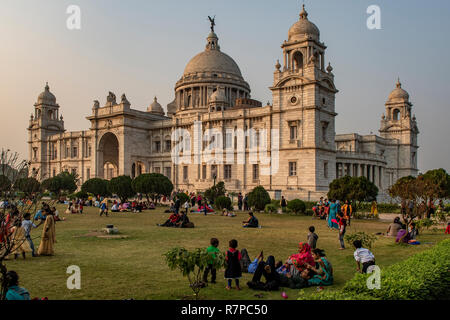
xmin=305 ymin=249 xmax=333 ymax=286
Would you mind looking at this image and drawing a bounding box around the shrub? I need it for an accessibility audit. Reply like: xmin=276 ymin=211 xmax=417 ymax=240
xmin=344 ymin=231 xmax=378 ymax=249
xmin=176 ymin=193 xmax=189 ymax=205
xmin=299 ymin=239 xmax=450 ymax=300
xmin=247 ymin=186 xmax=271 ymax=211
xmin=343 ymin=239 xmax=450 ymax=300
xmin=107 ymin=175 xmax=135 ymax=203
xmin=215 ymin=196 xmax=232 ymax=210
xmin=305 ymin=209 xmax=314 ymax=216
xmin=304 ymin=201 xmax=316 ymax=210
xmin=287 ymin=199 xmax=306 ymax=215
xmin=270 ymin=199 xmax=281 ymax=208
xmin=74 ymin=190 xmax=88 ymax=199
xmin=164 ymin=247 xmax=225 ymax=300
xmin=82 ymin=178 xmax=110 ymax=197
xmin=204 ymin=182 xmax=226 ymax=203
xmin=264 ymin=203 xmax=278 ymax=214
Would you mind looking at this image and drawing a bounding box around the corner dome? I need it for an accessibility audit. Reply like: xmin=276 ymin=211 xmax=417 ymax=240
xmin=183 ymin=31 xmax=243 ymax=78
xmin=147 ymin=97 xmax=165 ymax=115
xmin=288 ymin=5 xmax=320 ymax=42
xmin=37 ymin=83 xmax=56 ymax=105
xmin=388 ymin=79 xmax=410 ymax=102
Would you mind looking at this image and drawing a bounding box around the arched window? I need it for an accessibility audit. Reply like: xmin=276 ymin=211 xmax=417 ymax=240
xmin=293 ymin=51 xmax=303 ymax=70
xmin=393 ymin=109 xmax=400 ymax=121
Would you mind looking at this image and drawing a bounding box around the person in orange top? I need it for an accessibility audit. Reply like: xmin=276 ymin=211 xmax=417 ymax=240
xmin=342 ymin=200 xmax=353 ymax=226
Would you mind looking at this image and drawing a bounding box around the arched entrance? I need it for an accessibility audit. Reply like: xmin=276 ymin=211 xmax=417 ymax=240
xmin=98 ymin=132 xmax=119 ymax=180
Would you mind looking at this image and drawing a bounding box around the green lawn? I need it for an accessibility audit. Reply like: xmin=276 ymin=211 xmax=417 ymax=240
xmin=4 ymin=205 xmax=448 ymax=300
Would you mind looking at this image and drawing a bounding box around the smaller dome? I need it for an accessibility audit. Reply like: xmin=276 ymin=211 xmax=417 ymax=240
xmin=388 ymin=79 xmax=409 ymax=102
xmin=147 ymin=97 xmax=165 ymax=115
xmin=288 ymin=5 xmax=320 ymax=42
xmin=37 ymin=83 xmax=56 ymax=105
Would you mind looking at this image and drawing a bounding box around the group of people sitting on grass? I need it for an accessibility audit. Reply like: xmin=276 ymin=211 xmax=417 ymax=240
xmin=384 ymin=216 xmax=421 ymax=244
xmin=157 ymin=210 xmax=194 ymax=228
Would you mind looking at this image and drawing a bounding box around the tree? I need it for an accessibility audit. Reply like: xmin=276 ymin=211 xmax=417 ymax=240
xmin=164 ymin=247 xmax=225 ymax=300
xmin=204 ymin=181 xmax=226 ymax=203
xmin=176 ymin=193 xmax=189 ymax=205
xmin=107 ymin=175 xmax=135 ymax=203
xmin=247 ymin=186 xmax=271 ymax=211
xmin=81 ymin=178 xmax=109 ymax=197
xmin=14 ymin=177 xmax=40 ymax=197
xmin=132 ymin=173 xmax=173 ymax=203
xmin=389 ymin=176 xmax=420 ymax=226
xmin=215 ymin=196 xmax=232 ymax=211
xmin=287 ymin=199 xmax=306 ymax=214
xmin=421 ymin=168 xmax=450 ymax=200
xmin=328 ymin=176 xmax=378 ymax=203
xmin=0 ymin=149 xmax=56 ymax=300
xmin=0 ymin=175 xmax=11 ymax=198
xmin=40 ymin=172 xmax=77 ymax=197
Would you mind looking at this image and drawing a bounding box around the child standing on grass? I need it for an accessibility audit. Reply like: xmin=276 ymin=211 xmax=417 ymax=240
xmin=203 ymin=238 xmax=220 ymax=284
xmin=307 ymin=226 xmax=319 ymax=249
xmin=225 ymin=239 xmax=242 ymax=290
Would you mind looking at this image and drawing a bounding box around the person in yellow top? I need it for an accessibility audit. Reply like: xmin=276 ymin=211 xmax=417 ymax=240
xmin=342 ymin=200 xmax=353 ymax=226
xmin=370 ymin=201 xmax=378 ymax=216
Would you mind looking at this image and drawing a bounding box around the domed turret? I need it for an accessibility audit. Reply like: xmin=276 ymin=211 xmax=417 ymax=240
xmin=37 ymin=83 xmax=57 ymax=105
xmin=147 ymin=97 xmax=165 ymax=115
xmin=288 ymin=5 xmax=320 ymax=42
xmin=387 ymin=79 xmax=410 ymax=102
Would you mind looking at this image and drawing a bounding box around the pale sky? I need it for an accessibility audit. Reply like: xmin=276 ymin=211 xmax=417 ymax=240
xmin=0 ymin=0 xmax=449 ymax=173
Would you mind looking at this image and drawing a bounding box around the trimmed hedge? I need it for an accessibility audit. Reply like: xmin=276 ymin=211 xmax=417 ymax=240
xmin=299 ymin=239 xmax=450 ymax=300
xmin=287 ymin=199 xmax=306 ymax=214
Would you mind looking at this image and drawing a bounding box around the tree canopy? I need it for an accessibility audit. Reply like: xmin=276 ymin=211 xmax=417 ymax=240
xmin=132 ymin=173 xmax=173 ymax=202
xmin=247 ymin=186 xmax=271 ymax=211
xmin=107 ymin=175 xmax=135 ymax=203
xmin=41 ymin=172 xmax=77 ymax=196
xmin=81 ymin=178 xmax=110 ymax=197
xmin=328 ymin=176 xmax=378 ymax=202
xmin=14 ymin=177 xmax=41 ymax=197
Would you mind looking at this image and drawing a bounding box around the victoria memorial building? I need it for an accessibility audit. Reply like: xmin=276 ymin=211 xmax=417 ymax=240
xmin=28 ymin=6 xmax=419 ymax=200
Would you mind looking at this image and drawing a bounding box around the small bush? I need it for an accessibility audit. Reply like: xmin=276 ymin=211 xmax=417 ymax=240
xmin=287 ymin=199 xmax=306 ymax=215
xmin=270 ymin=199 xmax=281 ymax=208
xmin=305 ymin=209 xmax=314 ymax=216
xmin=345 ymin=231 xmax=378 ymax=249
xmin=215 ymin=196 xmax=232 ymax=210
xmin=264 ymin=203 xmax=278 ymax=214
xmin=304 ymin=201 xmax=316 ymax=210
xmin=248 ymin=186 xmax=271 ymax=211
xmin=176 ymin=193 xmax=190 ymax=205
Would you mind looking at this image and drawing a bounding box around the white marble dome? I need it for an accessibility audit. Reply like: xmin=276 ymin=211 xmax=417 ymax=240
xmin=288 ymin=5 xmax=320 ymax=42
xmin=388 ymin=80 xmax=410 ymax=102
xmin=147 ymin=97 xmax=165 ymax=115
xmin=183 ymin=32 xmax=243 ymax=78
xmin=37 ymin=83 xmax=56 ymax=105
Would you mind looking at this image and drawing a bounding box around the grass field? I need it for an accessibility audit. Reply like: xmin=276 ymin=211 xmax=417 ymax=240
xmin=4 ymin=205 xmax=448 ymax=300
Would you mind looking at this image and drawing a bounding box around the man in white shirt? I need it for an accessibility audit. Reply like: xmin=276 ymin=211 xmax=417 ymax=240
xmin=353 ymin=240 xmax=376 ymax=273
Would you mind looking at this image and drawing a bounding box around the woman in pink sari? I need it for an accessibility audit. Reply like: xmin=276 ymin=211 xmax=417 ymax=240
xmin=289 ymin=242 xmax=315 ymax=272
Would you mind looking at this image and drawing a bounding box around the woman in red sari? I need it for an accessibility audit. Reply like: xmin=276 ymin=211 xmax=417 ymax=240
xmin=289 ymin=242 xmax=315 ymax=272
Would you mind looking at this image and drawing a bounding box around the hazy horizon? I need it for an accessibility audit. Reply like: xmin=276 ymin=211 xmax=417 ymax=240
xmin=1 ymin=0 xmax=449 ymax=173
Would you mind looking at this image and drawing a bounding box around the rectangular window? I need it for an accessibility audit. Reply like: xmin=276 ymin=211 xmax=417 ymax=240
xmin=66 ymin=146 xmax=70 ymax=158
xmin=72 ymin=146 xmax=78 ymax=158
xmin=154 ymin=141 xmax=161 ymax=153
xmin=52 ymin=169 xmax=56 ymax=177
xmin=165 ymin=167 xmax=171 ymax=180
xmin=225 ymin=133 xmax=232 ymax=149
xmin=289 ymin=162 xmax=297 ymax=176
xmin=202 ymin=165 xmax=207 ymax=179
xmin=224 ymin=165 xmax=232 ymax=180
xmin=183 ymin=166 xmax=188 ymax=181
xmin=290 ymin=126 xmax=297 ymax=140
xmin=88 ymin=144 xmax=92 ymax=157
xmin=165 ymin=140 xmax=171 ymax=152
xmin=253 ymin=164 xmax=259 ymax=180
xmin=324 ymin=162 xmax=328 ymax=178
xmin=86 ymin=168 xmax=90 ymax=180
